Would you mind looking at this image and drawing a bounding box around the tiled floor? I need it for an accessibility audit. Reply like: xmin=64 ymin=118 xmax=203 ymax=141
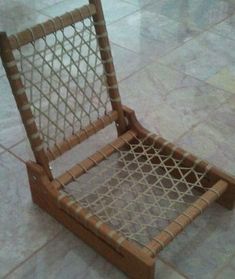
xmin=1 ymin=0 xmax=235 ymax=278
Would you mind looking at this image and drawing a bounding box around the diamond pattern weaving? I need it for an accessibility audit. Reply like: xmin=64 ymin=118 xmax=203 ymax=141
xmin=13 ymin=15 xmax=110 ymax=149
xmin=62 ymin=134 xmax=211 ymax=247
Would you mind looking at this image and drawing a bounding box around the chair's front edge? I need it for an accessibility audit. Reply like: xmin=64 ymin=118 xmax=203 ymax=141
xmin=122 ymin=105 xmax=235 ymax=210
xmin=143 ymin=180 xmax=228 ymax=257
xmin=26 ymin=161 xmax=155 ymax=279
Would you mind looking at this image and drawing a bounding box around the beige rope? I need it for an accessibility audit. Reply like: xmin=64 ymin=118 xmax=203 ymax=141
xmin=13 ymin=13 xmax=112 ymax=151
xmin=62 ymin=134 xmax=212 ymax=248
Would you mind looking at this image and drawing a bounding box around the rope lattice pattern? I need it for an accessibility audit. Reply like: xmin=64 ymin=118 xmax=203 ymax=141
xmin=13 ymin=16 xmax=110 ymax=150
xmin=63 ymin=135 xmax=211 ymax=247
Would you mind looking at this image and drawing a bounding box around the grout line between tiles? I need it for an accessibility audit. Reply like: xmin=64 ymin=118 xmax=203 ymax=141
xmin=173 ymin=96 xmax=231 ymax=144
xmin=151 ymin=13 xmax=235 ymax=81
xmin=110 ymin=40 xmax=235 ymax=101
xmin=108 ymin=5 xmax=235 ymax=98
xmin=158 ymin=59 xmax=235 ymax=96
xmin=106 ymin=8 xmax=142 ymax=26
xmin=35 ymin=0 xmax=68 ymax=12
xmin=2 ymin=229 xmax=64 ymax=279
xmin=107 ymin=6 xmax=208 ymax=58
xmin=0 ymin=141 xmax=27 ymax=164
xmin=115 ymin=55 xmax=234 ymax=146
xmin=0 ymin=138 xmax=26 ymax=155
xmin=107 ymin=1 xmax=235 ymax=79
xmin=38 ymin=0 xmax=142 ymax=26
xmin=122 ymin=1 xmax=153 ymax=9
xmin=213 ymin=246 xmax=235 ymax=277
xmin=158 ymin=256 xmax=189 ymax=279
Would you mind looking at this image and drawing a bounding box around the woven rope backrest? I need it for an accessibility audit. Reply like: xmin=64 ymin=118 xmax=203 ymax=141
xmin=11 ymin=6 xmax=113 ymax=152
xmin=0 ymin=1 xmax=126 ymax=178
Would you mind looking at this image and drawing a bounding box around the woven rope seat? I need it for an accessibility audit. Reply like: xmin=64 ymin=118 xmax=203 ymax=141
xmin=1 ymin=1 xmax=235 ymax=278
xmin=60 ymin=131 xmax=211 ymax=250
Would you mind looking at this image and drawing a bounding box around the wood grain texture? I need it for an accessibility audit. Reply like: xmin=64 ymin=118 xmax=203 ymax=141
xmin=89 ymin=0 xmax=127 ymax=135
xmin=8 ymin=4 xmax=96 ymax=49
xmin=0 ymin=32 xmax=53 ymax=179
xmin=52 ymin=129 xmax=136 ymax=189
xmin=27 ymin=161 xmax=155 ymax=279
xmin=143 ymin=180 xmax=228 ymax=257
xmin=46 ymin=111 xmax=118 ymax=161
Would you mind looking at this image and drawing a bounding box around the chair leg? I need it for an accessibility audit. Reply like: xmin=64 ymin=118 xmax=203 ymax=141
xmin=30 ymin=180 xmax=156 ymax=279
xmin=26 ymin=162 xmax=156 ymax=279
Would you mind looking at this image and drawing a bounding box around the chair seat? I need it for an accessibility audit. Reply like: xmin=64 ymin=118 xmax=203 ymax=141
xmin=59 ymin=133 xmax=212 ymax=248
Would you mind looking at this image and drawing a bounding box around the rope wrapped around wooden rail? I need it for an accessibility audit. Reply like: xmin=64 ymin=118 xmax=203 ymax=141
xmin=57 ymin=189 xmax=127 ymax=252
xmin=46 ymin=111 xmax=118 ymax=161
xmin=143 ymin=180 xmax=228 ymax=257
xmin=52 ymin=129 xmax=137 ymax=189
xmin=8 ymin=4 xmax=96 ymax=49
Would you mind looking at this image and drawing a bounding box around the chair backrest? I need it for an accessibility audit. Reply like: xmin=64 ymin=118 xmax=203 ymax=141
xmin=0 ymin=0 xmax=126 ymax=179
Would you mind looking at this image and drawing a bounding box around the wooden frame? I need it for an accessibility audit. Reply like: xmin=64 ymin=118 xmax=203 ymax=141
xmin=1 ymin=1 xmax=235 ymax=278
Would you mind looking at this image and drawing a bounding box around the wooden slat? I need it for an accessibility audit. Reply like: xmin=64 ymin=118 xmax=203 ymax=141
xmin=9 ymin=4 xmax=96 ymax=49
xmin=27 ymin=161 xmax=155 ymax=279
xmin=52 ymin=129 xmax=137 ymax=188
xmin=0 ymin=32 xmax=53 ymax=179
xmin=46 ymin=111 xmax=118 ymax=161
xmin=89 ymin=0 xmax=127 ymax=135
xmin=144 ymin=180 xmax=228 ymax=257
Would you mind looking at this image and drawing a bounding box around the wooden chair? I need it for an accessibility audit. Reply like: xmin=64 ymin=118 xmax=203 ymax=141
xmin=1 ymin=1 xmax=235 ymax=278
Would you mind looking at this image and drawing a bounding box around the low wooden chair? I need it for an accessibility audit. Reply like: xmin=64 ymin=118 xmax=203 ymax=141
xmin=1 ymin=1 xmax=235 ymax=278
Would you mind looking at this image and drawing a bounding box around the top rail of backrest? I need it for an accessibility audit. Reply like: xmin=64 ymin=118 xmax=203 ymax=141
xmin=8 ymin=4 xmax=96 ymax=49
